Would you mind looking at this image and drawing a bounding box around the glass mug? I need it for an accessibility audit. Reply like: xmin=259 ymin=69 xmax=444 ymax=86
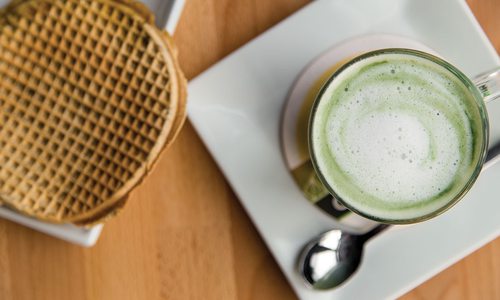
xmin=308 ymin=49 xmax=500 ymax=224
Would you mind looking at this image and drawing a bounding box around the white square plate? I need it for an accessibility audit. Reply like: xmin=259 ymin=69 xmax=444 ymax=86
xmin=188 ymin=0 xmax=500 ymax=298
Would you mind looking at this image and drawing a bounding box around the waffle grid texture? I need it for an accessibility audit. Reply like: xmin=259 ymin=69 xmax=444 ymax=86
xmin=0 ymin=0 xmax=186 ymax=224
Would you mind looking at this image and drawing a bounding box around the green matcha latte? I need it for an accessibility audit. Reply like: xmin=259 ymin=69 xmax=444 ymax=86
xmin=310 ymin=50 xmax=488 ymax=223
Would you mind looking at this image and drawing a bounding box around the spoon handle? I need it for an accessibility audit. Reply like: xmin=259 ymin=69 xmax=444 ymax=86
xmin=359 ymin=224 xmax=390 ymax=243
xmin=484 ymin=141 xmax=500 ymax=171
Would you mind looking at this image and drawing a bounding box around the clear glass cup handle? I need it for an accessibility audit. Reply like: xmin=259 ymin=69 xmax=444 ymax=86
xmin=475 ymin=68 xmax=500 ymax=169
xmin=474 ymin=68 xmax=500 ymax=103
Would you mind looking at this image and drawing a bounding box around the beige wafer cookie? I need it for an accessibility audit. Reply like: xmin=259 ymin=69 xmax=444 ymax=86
xmin=162 ymin=32 xmax=187 ymax=147
xmin=0 ymin=0 xmax=187 ymax=224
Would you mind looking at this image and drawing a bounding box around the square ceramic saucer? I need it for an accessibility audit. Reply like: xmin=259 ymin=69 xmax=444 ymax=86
xmin=188 ymin=0 xmax=500 ymax=298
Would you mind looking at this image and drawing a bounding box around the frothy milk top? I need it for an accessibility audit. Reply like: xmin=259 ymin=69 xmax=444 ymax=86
xmin=311 ymin=51 xmax=486 ymax=222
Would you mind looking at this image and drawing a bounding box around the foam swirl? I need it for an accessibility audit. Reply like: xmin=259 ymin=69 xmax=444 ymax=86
xmin=311 ymin=52 xmax=485 ymax=221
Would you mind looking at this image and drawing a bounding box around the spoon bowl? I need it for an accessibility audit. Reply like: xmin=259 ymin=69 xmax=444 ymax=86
xmin=298 ymin=224 xmax=389 ymax=290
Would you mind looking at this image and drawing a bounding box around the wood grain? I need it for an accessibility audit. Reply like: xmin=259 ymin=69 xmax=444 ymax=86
xmin=0 ymin=0 xmax=498 ymax=299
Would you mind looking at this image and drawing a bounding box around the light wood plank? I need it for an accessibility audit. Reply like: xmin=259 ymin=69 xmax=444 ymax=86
xmin=0 ymin=1 xmax=498 ymax=299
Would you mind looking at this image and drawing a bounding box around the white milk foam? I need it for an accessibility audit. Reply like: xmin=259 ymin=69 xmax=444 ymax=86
xmin=311 ymin=52 xmax=484 ymax=221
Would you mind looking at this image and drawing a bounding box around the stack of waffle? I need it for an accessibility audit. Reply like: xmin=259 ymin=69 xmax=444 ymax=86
xmin=0 ymin=0 xmax=187 ymax=225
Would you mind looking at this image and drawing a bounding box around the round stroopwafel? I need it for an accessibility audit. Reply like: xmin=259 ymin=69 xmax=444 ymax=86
xmin=0 ymin=0 xmax=187 ymax=224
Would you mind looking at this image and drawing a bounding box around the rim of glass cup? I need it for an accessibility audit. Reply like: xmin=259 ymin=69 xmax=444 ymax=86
xmin=308 ymin=48 xmax=489 ymax=224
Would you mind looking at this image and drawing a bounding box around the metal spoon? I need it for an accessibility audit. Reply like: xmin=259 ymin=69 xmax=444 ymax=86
xmin=298 ymin=224 xmax=389 ymax=290
xmin=298 ymin=141 xmax=500 ymax=290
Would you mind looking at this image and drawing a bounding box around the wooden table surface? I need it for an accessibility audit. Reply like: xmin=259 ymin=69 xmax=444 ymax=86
xmin=0 ymin=0 xmax=499 ymax=299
